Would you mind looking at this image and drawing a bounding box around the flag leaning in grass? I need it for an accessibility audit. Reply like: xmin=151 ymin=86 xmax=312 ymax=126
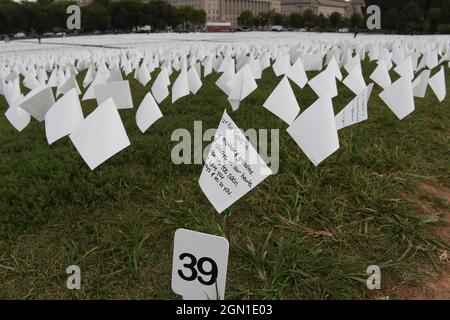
xmin=199 ymin=110 xmax=272 ymax=213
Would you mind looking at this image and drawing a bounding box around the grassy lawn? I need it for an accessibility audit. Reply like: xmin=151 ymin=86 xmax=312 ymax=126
xmin=0 ymin=60 xmax=448 ymax=299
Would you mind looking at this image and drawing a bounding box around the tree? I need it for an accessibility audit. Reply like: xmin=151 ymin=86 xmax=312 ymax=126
xmin=350 ymin=13 xmax=363 ymax=30
xmin=342 ymin=17 xmax=350 ymax=28
xmin=83 ymin=3 xmax=111 ymax=32
xmin=329 ymin=12 xmax=342 ymax=29
xmin=238 ymin=10 xmax=254 ymax=28
xmin=384 ymin=8 xmax=400 ymax=31
xmin=176 ymin=5 xmax=198 ymax=30
xmin=254 ymin=14 xmax=262 ymax=27
xmin=109 ymin=0 xmax=144 ymax=32
xmin=259 ymin=11 xmax=277 ymax=27
xmin=142 ymin=0 xmax=176 ymax=30
xmin=318 ymin=14 xmax=329 ymax=30
xmin=20 ymin=2 xmax=51 ymax=34
xmin=426 ymin=8 xmax=441 ymax=32
xmin=47 ymin=1 xmax=71 ymax=31
xmin=273 ymin=13 xmax=284 ymax=26
xmin=303 ymin=9 xmax=317 ymax=28
xmin=442 ymin=0 xmax=450 ymax=24
xmin=194 ymin=9 xmax=206 ymax=27
xmin=0 ymin=0 xmax=21 ymax=34
xmin=403 ymin=1 xmax=423 ymax=31
xmin=288 ymin=12 xmax=303 ymax=29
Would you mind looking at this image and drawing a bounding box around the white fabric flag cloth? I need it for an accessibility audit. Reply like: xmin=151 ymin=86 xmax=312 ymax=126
xmin=136 ymin=63 xmax=151 ymax=86
xmin=394 ymin=56 xmax=414 ymax=80
xmin=287 ymin=97 xmax=340 ymax=166
xmin=370 ymin=61 xmax=391 ymax=89
xmin=286 ymin=58 xmax=308 ymax=88
xmin=108 ymin=66 xmax=124 ymax=83
xmin=172 ymin=67 xmax=190 ymax=103
xmin=344 ymin=54 xmax=362 ymax=75
xmin=216 ymin=62 xmax=235 ymax=96
xmin=83 ymin=69 xmax=111 ymax=101
xmin=136 ymin=92 xmax=163 ymax=133
xmin=202 ymin=56 xmax=213 ymax=77
xmin=151 ymin=68 xmax=170 ymax=104
xmin=428 ymin=66 xmax=446 ymax=102
xmin=69 ymin=98 xmax=131 ymax=170
xmin=272 ymin=54 xmax=291 ymax=76
xmin=263 ymin=76 xmax=300 ymax=125
xmin=379 ymin=76 xmax=415 ymax=120
xmin=248 ymin=58 xmax=262 ymax=79
xmin=94 ymin=80 xmax=133 ymax=109
xmin=308 ymin=69 xmax=338 ymax=98
xmin=303 ymin=53 xmax=323 ymax=71
xmin=187 ymin=66 xmax=202 ymax=94
xmin=227 ymin=64 xmax=257 ymax=111
xmin=425 ymin=50 xmax=438 ymax=69
xmin=57 ymin=75 xmax=81 ymax=97
xmin=412 ymin=69 xmax=431 ymax=98
xmin=3 ymin=78 xmax=21 ymax=107
xmin=335 ymin=84 xmax=374 ymax=130
xmin=45 ymin=88 xmax=84 ymax=145
xmin=23 ymin=74 xmax=41 ymax=91
xmin=4 ymin=104 xmax=30 ymax=132
xmin=199 ymin=110 xmax=272 ymax=213
xmin=326 ymin=57 xmax=343 ymax=82
xmin=18 ymin=86 xmax=55 ymax=122
xmin=343 ymin=66 xmax=367 ymax=96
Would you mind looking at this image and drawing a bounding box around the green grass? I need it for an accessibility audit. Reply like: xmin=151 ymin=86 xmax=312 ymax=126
xmin=0 ymin=61 xmax=449 ymax=299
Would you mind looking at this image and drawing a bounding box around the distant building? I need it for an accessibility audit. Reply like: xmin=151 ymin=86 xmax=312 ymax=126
xmin=168 ymin=0 xmax=281 ymax=27
xmin=280 ymin=0 xmax=365 ymax=18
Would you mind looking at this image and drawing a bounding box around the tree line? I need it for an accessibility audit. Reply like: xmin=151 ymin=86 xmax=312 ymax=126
xmin=1 ymin=0 xmax=449 ymax=36
xmin=0 ymin=0 xmax=206 ymax=35
xmin=366 ymin=0 xmax=450 ymax=33
xmin=238 ymin=0 xmax=450 ymax=33
xmin=238 ymin=10 xmax=364 ymax=31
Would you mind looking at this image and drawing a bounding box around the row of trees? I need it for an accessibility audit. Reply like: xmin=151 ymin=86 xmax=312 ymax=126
xmin=238 ymin=10 xmax=364 ymax=31
xmin=238 ymin=1 xmax=450 ymax=33
xmin=0 ymin=0 xmax=207 ymax=35
xmin=1 ymin=0 xmax=449 ymax=35
xmin=366 ymin=0 xmax=450 ymax=33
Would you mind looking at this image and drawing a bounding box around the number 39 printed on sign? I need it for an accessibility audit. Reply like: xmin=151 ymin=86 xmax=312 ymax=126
xmin=171 ymin=229 xmax=229 ymax=300
xmin=178 ymin=253 xmax=218 ymax=286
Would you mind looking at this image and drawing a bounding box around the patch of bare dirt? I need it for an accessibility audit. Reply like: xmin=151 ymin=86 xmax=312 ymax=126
xmin=393 ymin=268 xmax=450 ymax=300
xmin=420 ymin=182 xmax=450 ymax=244
xmin=393 ymin=182 xmax=450 ymax=300
xmin=420 ymin=182 xmax=450 ymax=203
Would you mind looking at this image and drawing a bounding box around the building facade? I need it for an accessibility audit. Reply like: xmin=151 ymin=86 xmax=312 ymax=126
xmin=168 ymin=0 xmax=281 ymax=26
xmin=167 ymin=0 xmax=364 ymax=26
xmin=280 ymin=0 xmax=365 ymax=18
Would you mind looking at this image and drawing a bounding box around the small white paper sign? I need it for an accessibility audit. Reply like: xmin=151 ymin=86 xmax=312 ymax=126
xmin=263 ymin=76 xmax=300 ymax=125
xmin=199 ymin=110 xmax=272 ymax=213
xmin=171 ymin=229 xmax=229 ymax=300
xmin=287 ymin=97 xmax=340 ymax=166
xmin=45 ymin=88 xmax=84 ymax=145
xmin=428 ymin=66 xmax=446 ymax=102
xmin=151 ymin=68 xmax=170 ymax=104
xmin=94 ymin=80 xmax=133 ymax=109
xmin=4 ymin=105 xmax=30 ymax=132
xmin=335 ymin=84 xmax=374 ymax=130
xmin=379 ymin=76 xmax=415 ymax=120
xmin=19 ymin=86 xmax=55 ymax=122
xmin=69 ymin=98 xmax=131 ymax=170
xmin=135 ymin=92 xmax=163 ymax=133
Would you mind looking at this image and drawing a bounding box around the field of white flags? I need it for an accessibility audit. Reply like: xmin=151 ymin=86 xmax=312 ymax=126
xmin=0 ymin=32 xmax=449 ymax=299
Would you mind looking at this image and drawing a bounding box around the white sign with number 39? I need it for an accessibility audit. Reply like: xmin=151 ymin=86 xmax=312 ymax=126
xmin=171 ymin=229 xmax=229 ymax=300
